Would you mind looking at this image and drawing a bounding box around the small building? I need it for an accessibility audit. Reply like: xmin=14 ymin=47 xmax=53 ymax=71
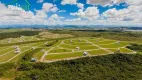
xmin=76 ymin=47 xmax=80 ymax=50
xmin=116 ymin=41 xmax=120 ymax=44
xmin=44 ymin=42 xmax=48 ymax=45
xmin=15 ymin=48 xmax=20 ymax=53
xmin=78 ymin=39 xmax=82 ymax=42
xmin=32 ymin=47 xmax=36 ymax=50
xmin=8 ymin=40 xmax=11 ymax=43
xmin=83 ymin=52 xmax=88 ymax=56
xmin=31 ymin=58 xmax=37 ymax=62
xmin=14 ymin=46 xmax=20 ymax=54
xmin=70 ymin=40 xmax=73 ymax=43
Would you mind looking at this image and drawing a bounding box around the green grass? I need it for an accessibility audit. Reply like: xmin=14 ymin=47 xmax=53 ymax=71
xmin=32 ymin=48 xmax=50 ymax=60
xmin=0 ymin=51 xmax=16 ymax=62
xmin=88 ymin=49 xmax=109 ymax=55
xmin=108 ymin=49 xmax=118 ymax=52
xmin=108 ymin=48 xmax=134 ymax=53
xmin=0 ymin=47 xmax=13 ymax=55
xmin=70 ymin=42 xmax=92 ymax=45
xmin=0 ymin=37 xmax=133 ymax=63
xmin=63 ymin=39 xmax=86 ymax=44
xmin=120 ymin=48 xmax=134 ymax=53
xmin=45 ymin=52 xmax=83 ymax=60
xmin=99 ymin=42 xmax=128 ymax=48
xmin=49 ymin=48 xmax=72 ymax=53
xmin=60 ymin=44 xmax=99 ymax=50
xmin=0 ymin=46 xmax=31 ymax=62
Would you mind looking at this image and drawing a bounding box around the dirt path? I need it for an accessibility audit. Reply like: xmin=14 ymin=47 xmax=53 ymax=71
xmin=85 ymin=40 xmax=113 ymax=53
xmin=0 ymin=43 xmax=45 ymax=64
xmin=40 ymin=40 xmax=64 ymax=62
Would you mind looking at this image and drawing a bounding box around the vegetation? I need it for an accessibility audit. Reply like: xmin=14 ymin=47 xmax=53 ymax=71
xmin=0 ymin=31 xmax=40 ymax=40
xmin=127 ymin=44 xmax=142 ymax=52
xmin=0 ymin=29 xmax=142 ymax=80
xmin=15 ymin=54 xmax=142 ymax=80
xmin=49 ymin=30 xmax=142 ymax=42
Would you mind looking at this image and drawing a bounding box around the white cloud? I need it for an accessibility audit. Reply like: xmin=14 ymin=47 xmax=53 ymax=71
xmin=42 ymin=3 xmax=58 ymax=12
xmin=87 ymin=0 xmax=112 ymax=6
xmin=35 ymin=10 xmax=47 ymax=19
xmin=49 ymin=14 xmax=64 ymax=20
xmin=61 ymin=0 xmax=77 ymax=5
xmin=87 ymin=0 xmax=142 ymax=6
xmin=0 ymin=2 xmax=48 ymax=25
xmin=37 ymin=0 xmax=44 ymax=3
xmin=103 ymin=5 xmax=142 ymax=21
xmin=113 ymin=0 xmax=142 ymax=5
xmin=65 ymin=18 xmax=81 ymax=22
xmin=58 ymin=10 xmax=66 ymax=13
xmin=77 ymin=3 xmax=84 ymax=9
xmin=47 ymin=14 xmax=64 ymax=25
xmin=50 ymin=7 xmax=59 ymax=12
xmin=71 ymin=7 xmax=99 ymax=21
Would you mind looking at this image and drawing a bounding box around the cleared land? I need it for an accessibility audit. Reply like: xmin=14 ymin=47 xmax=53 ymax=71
xmin=0 ymin=36 xmax=136 ymax=64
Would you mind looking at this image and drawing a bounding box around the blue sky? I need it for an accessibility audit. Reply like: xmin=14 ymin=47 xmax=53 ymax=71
xmin=0 ymin=0 xmax=141 ymax=26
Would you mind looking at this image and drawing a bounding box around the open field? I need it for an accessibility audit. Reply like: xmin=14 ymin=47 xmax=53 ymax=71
xmin=0 ymin=30 xmax=141 ymax=80
xmin=0 ymin=36 xmax=136 ymax=64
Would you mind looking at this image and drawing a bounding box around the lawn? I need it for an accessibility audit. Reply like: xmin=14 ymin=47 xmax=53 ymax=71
xmin=0 ymin=37 xmax=136 ymax=63
xmin=88 ymin=49 xmax=109 ymax=55
xmin=49 ymin=48 xmax=72 ymax=53
xmin=32 ymin=48 xmax=50 ymax=60
xmin=120 ymin=48 xmax=134 ymax=53
xmin=45 ymin=52 xmax=83 ymax=60
xmin=99 ymin=42 xmax=129 ymax=48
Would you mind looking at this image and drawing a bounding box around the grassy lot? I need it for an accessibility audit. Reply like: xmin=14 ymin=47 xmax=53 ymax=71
xmin=120 ymin=48 xmax=134 ymax=53
xmin=88 ymin=49 xmax=109 ymax=55
xmin=0 ymin=37 xmax=136 ymax=63
xmin=99 ymin=42 xmax=128 ymax=48
xmin=49 ymin=48 xmax=72 ymax=53
xmin=45 ymin=52 xmax=83 ymax=60
xmin=32 ymin=48 xmax=50 ymax=60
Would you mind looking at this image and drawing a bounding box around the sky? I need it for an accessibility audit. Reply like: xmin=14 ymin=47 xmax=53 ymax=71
xmin=0 ymin=0 xmax=142 ymax=26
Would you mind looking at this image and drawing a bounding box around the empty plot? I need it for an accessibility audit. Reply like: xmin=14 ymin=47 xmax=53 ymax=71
xmin=108 ymin=48 xmax=134 ymax=53
xmin=69 ymin=42 xmax=92 ymax=45
xmin=100 ymin=42 xmax=128 ymax=48
xmin=0 ymin=47 xmax=13 ymax=55
xmin=60 ymin=44 xmax=99 ymax=50
xmin=88 ymin=49 xmax=109 ymax=55
xmin=49 ymin=48 xmax=72 ymax=53
xmin=120 ymin=48 xmax=134 ymax=53
xmin=0 ymin=45 xmax=31 ymax=62
xmin=32 ymin=48 xmax=49 ymax=60
xmin=45 ymin=52 xmax=83 ymax=61
xmin=0 ymin=51 xmax=16 ymax=62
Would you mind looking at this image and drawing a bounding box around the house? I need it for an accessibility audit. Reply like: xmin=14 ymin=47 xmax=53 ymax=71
xmin=15 ymin=46 xmax=21 ymax=54
xmin=31 ymin=58 xmax=37 ymax=62
xmin=116 ymin=41 xmax=120 ymax=44
xmin=76 ymin=47 xmax=80 ymax=50
xmin=32 ymin=47 xmax=36 ymax=50
xmin=83 ymin=52 xmax=88 ymax=56
xmin=78 ymin=39 xmax=82 ymax=42
xmin=70 ymin=40 xmax=73 ymax=43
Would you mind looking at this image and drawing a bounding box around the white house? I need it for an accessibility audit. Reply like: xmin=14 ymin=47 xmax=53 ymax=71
xmin=83 ymin=52 xmax=88 ymax=56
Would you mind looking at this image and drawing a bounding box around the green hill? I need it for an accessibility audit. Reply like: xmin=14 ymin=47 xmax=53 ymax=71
xmin=15 ymin=54 xmax=142 ymax=80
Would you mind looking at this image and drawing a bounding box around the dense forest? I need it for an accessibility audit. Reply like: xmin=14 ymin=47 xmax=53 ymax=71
xmin=14 ymin=54 xmax=142 ymax=80
xmin=49 ymin=30 xmax=142 ymax=42
xmin=0 ymin=31 xmax=40 ymax=40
